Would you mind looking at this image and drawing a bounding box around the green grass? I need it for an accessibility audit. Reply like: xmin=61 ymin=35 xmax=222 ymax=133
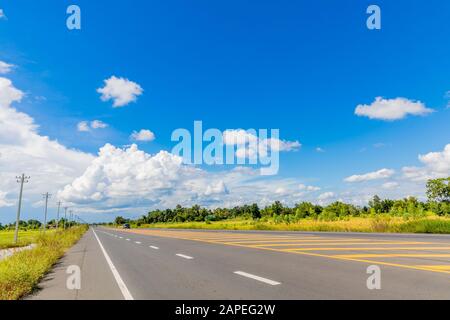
xmin=0 ymin=230 xmax=50 ymax=250
xmin=0 ymin=226 xmax=88 ymax=300
xmin=137 ymin=216 xmax=450 ymax=234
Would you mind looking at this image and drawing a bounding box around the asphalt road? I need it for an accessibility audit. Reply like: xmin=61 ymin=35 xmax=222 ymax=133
xmin=28 ymin=227 xmax=450 ymax=300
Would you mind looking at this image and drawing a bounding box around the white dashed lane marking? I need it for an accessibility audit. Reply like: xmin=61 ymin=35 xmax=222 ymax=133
xmin=234 ymin=271 xmax=281 ymax=286
xmin=176 ymin=254 xmax=194 ymax=260
xmin=150 ymin=246 xmax=159 ymax=250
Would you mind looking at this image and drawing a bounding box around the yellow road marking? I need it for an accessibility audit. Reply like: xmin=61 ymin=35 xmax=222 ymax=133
xmin=414 ymin=265 xmax=450 ymax=271
xmin=119 ymin=229 xmax=450 ymax=276
xmin=250 ymin=242 xmax=431 ymax=247
xmin=225 ymin=238 xmax=387 ymax=244
xmin=284 ymin=247 xmax=450 ymax=252
xmin=191 ymin=237 xmax=316 ymax=242
xmin=333 ymin=254 xmax=450 ymax=258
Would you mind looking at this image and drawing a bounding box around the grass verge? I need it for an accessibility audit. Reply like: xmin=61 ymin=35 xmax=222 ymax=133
xmin=0 ymin=230 xmax=50 ymax=250
xmin=137 ymin=216 xmax=450 ymax=234
xmin=0 ymin=226 xmax=88 ymax=300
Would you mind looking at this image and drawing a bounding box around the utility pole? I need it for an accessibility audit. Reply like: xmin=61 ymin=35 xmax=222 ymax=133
xmin=14 ymin=174 xmax=30 ymax=244
xmin=42 ymin=192 xmax=51 ymax=232
xmin=56 ymin=201 xmax=62 ymax=229
xmin=64 ymin=207 xmax=68 ymax=230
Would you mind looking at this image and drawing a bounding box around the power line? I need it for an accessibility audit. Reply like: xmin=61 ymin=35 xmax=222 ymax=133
xmin=14 ymin=174 xmax=30 ymax=244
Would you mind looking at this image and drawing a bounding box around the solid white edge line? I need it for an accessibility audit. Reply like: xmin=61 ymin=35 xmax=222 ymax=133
xmin=234 ymin=271 xmax=281 ymax=286
xmin=176 ymin=254 xmax=194 ymax=260
xmin=92 ymin=229 xmax=134 ymax=300
xmin=150 ymin=246 xmax=159 ymax=250
xmin=135 ymin=241 xmax=141 ymax=244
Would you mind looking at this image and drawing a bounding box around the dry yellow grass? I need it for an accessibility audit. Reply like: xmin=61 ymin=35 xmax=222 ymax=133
xmin=0 ymin=226 xmax=88 ymax=300
xmin=138 ymin=216 xmax=450 ymax=234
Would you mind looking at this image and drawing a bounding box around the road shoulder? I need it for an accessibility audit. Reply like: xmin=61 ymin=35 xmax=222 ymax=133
xmin=27 ymin=228 xmax=124 ymax=300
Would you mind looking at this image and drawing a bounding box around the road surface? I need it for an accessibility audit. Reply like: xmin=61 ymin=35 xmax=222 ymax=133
xmin=28 ymin=227 xmax=450 ymax=300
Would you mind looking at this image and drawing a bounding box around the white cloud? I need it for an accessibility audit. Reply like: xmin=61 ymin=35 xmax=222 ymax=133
xmin=77 ymin=121 xmax=90 ymax=132
xmin=355 ymin=97 xmax=434 ymax=121
xmin=223 ymin=129 xmax=301 ymax=159
xmin=344 ymin=168 xmax=395 ymax=183
xmin=402 ymin=144 xmax=450 ymax=181
xmin=57 ymin=144 xmax=241 ymax=210
xmin=298 ymin=184 xmax=321 ymax=192
xmin=97 ymin=76 xmax=143 ymax=108
xmin=56 ymin=143 xmax=334 ymax=212
xmin=78 ymin=120 xmax=108 ymax=132
xmin=0 ymin=61 xmax=14 ymax=74
xmin=317 ymin=192 xmax=335 ymax=204
xmin=382 ymin=182 xmax=399 ymax=189
xmin=91 ymin=120 xmax=108 ymax=129
xmin=0 ymin=76 xmax=94 ymax=208
xmin=130 ymin=129 xmax=155 ymax=142
xmin=204 ymin=181 xmax=229 ymax=196
xmin=0 ymin=191 xmax=13 ymax=207
xmin=315 ymin=147 xmax=325 ymax=153
xmin=0 ymin=9 xmax=6 ymax=20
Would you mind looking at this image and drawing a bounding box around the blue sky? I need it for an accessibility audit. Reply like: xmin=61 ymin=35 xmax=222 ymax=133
xmin=0 ymin=1 xmax=449 ymax=223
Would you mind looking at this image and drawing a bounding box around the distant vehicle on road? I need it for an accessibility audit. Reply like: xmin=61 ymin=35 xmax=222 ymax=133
xmin=123 ymin=223 xmax=130 ymax=229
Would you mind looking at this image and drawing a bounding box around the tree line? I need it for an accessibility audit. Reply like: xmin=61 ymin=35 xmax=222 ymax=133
xmin=112 ymin=177 xmax=450 ymax=226
xmin=0 ymin=218 xmax=77 ymax=231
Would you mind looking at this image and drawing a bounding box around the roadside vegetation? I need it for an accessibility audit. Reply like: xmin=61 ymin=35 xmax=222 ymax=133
xmin=0 ymin=225 xmax=88 ymax=300
xmin=0 ymin=230 xmax=45 ymax=250
xmin=110 ymin=177 xmax=450 ymax=234
xmin=0 ymin=219 xmax=77 ymax=249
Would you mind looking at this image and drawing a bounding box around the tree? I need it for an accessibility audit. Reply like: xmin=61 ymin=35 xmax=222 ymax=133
xmin=250 ymin=203 xmax=261 ymax=220
xmin=369 ymin=195 xmax=382 ymax=213
xmin=114 ymin=216 xmax=127 ymax=225
xmin=426 ymin=178 xmax=450 ymax=203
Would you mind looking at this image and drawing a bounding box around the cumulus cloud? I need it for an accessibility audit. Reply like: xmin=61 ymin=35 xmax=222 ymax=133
xmin=56 ymin=143 xmax=335 ymax=212
xmin=91 ymin=120 xmax=108 ymax=129
xmin=97 ymin=76 xmax=143 ymax=107
xmin=402 ymin=144 xmax=450 ymax=181
xmin=298 ymin=184 xmax=321 ymax=192
xmin=223 ymin=129 xmax=301 ymax=159
xmin=57 ymin=144 xmax=239 ymax=210
xmin=317 ymin=192 xmax=335 ymax=204
xmin=0 ymin=9 xmax=6 ymax=20
xmin=204 ymin=181 xmax=229 ymax=196
xmin=0 ymin=191 xmax=13 ymax=207
xmin=77 ymin=121 xmax=90 ymax=132
xmin=355 ymin=97 xmax=434 ymax=121
xmin=130 ymin=129 xmax=155 ymax=142
xmin=0 ymin=61 xmax=14 ymax=74
xmin=78 ymin=120 xmax=108 ymax=132
xmin=382 ymin=182 xmax=399 ymax=189
xmin=315 ymin=147 xmax=325 ymax=153
xmin=344 ymin=168 xmax=395 ymax=183
xmin=0 ymin=76 xmax=94 ymax=208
